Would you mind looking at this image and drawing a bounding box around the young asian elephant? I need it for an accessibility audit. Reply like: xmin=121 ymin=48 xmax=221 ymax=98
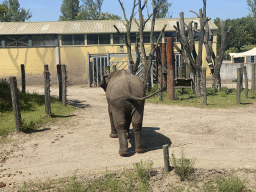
xmin=100 ymin=70 xmax=163 ymax=156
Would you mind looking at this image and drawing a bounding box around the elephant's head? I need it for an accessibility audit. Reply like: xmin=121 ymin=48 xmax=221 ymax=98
xmin=100 ymin=71 xmax=118 ymax=92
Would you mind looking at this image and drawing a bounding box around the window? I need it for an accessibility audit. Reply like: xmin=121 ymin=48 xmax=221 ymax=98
xmin=87 ymin=34 xmax=98 ymax=45
xmin=99 ymin=34 xmax=110 ymax=44
xmin=164 ymin=32 xmax=179 ymax=42
xmin=251 ymin=56 xmax=255 ymax=63
xmin=62 ymin=35 xmax=85 ymax=45
xmin=74 ymin=35 xmax=84 ymax=45
xmin=143 ymin=33 xmax=150 ymax=43
xmin=87 ymin=34 xmax=110 ymax=45
xmin=32 ymin=35 xmax=56 ymax=47
xmin=113 ymin=34 xmax=125 ymax=44
xmin=5 ymin=35 xmax=29 ymax=47
xmin=128 ymin=32 xmax=162 ymax=44
xmin=130 ymin=33 xmax=137 ymax=43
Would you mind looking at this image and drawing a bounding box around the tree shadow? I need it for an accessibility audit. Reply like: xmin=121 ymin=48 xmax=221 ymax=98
xmin=67 ymin=99 xmax=91 ymax=109
xmin=128 ymin=127 xmax=172 ymax=156
xmin=23 ymin=128 xmax=51 ymax=134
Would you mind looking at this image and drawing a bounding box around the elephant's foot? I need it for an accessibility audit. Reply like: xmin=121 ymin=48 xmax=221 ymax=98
xmin=119 ymin=149 xmax=129 ymax=156
xmin=109 ymin=133 xmax=118 ymax=138
xmin=135 ymin=148 xmax=144 ymax=154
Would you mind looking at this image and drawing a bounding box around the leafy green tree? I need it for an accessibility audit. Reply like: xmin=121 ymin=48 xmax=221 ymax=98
xmin=76 ymin=0 xmax=121 ymax=20
xmin=214 ymin=16 xmax=256 ymax=52
xmin=152 ymin=0 xmax=172 ymax=18
xmin=0 ymin=4 xmax=7 ymax=21
xmin=1 ymin=0 xmax=32 ymax=22
xmin=247 ymin=0 xmax=256 ymax=17
xmin=59 ymin=0 xmax=79 ymax=21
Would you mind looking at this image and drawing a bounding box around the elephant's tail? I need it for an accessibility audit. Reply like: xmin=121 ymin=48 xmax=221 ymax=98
xmin=125 ymin=87 xmax=166 ymax=101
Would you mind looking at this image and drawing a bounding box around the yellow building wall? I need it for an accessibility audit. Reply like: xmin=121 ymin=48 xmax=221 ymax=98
xmin=0 ymin=41 xmax=217 ymax=85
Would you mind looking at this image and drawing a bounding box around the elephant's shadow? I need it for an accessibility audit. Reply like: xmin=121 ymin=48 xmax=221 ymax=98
xmin=128 ymin=127 xmax=172 ymax=156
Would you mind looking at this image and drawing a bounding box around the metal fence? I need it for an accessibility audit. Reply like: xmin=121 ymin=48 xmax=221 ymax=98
xmin=87 ymin=52 xmax=180 ymax=87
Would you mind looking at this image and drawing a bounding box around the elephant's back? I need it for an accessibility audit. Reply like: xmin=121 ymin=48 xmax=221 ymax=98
xmin=106 ymin=72 xmax=144 ymax=100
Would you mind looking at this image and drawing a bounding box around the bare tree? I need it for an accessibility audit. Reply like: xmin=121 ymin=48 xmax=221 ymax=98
xmin=173 ymin=0 xmax=210 ymax=96
xmin=114 ymin=0 xmax=167 ymax=90
xmin=204 ymin=19 xmax=231 ymax=89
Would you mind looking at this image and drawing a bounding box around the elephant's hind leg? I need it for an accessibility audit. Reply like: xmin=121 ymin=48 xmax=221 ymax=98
xmin=132 ymin=122 xmax=144 ymax=153
xmin=116 ymin=121 xmax=129 ymax=156
xmin=108 ymin=106 xmax=117 ymax=138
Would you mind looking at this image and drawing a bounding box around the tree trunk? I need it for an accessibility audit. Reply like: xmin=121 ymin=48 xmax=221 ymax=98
xmin=212 ymin=63 xmax=221 ymax=89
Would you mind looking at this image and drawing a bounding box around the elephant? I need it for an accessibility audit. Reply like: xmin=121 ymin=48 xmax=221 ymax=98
xmin=100 ymin=70 xmax=163 ymax=156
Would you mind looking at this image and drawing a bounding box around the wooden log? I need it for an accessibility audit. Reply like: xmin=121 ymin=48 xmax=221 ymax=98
xmin=44 ymin=71 xmax=51 ymax=116
xmin=252 ymin=64 xmax=255 ymax=92
xmin=44 ymin=65 xmax=49 ymax=71
xmin=112 ymin=65 xmax=116 ymax=72
xmin=244 ymin=66 xmax=248 ymax=98
xmin=240 ymin=63 xmax=244 ymax=89
xmin=21 ymin=64 xmax=25 ymax=93
xmin=106 ymin=66 xmax=110 ymax=75
xmin=163 ymin=144 xmax=170 ymax=172
xmin=161 ymin=43 xmax=167 ymax=88
xmin=9 ymin=76 xmax=22 ymax=132
xmin=62 ymin=65 xmax=67 ymax=107
xmin=237 ymin=68 xmax=242 ymax=104
xmin=57 ymin=64 xmax=62 ymax=101
xmin=166 ymin=37 xmax=175 ymax=100
xmin=202 ymin=68 xmax=207 ymax=105
xmin=157 ymin=47 xmax=162 ymax=101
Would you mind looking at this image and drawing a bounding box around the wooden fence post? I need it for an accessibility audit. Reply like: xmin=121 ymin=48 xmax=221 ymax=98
xmin=106 ymin=66 xmax=110 ymax=75
xmin=252 ymin=64 xmax=255 ymax=93
xmin=20 ymin=64 xmax=25 ymax=93
xmin=237 ymin=68 xmax=242 ymax=104
xmin=163 ymin=144 xmax=170 ymax=172
xmin=62 ymin=65 xmax=67 ymax=106
xmin=44 ymin=70 xmax=51 ymax=116
xmin=202 ymin=68 xmax=207 ymax=105
xmin=244 ymin=66 xmax=248 ymax=98
xmin=161 ymin=43 xmax=167 ymax=88
xmin=9 ymin=76 xmax=22 ymax=132
xmin=166 ymin=37 xmax=175 ymax=101
xmin=112 ymin=65 xmax=116 ymax=72
xmin=57 ymin=64 xmax=62 ymax=101
xmin=157 ymin=47 xmax=162 ymax=101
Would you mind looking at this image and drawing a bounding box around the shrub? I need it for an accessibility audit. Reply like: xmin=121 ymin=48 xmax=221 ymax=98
xmin=215 ymin=174 xmax=247 ymax=192
xmin=134 ymin=160 xmax=153 ymax=192
xmin=170 ymin=149 xmax=196 ymax=181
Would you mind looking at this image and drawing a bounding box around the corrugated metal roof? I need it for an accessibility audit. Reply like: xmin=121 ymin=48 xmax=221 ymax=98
xmin=0 ymin=18 xmax=218 ymax=35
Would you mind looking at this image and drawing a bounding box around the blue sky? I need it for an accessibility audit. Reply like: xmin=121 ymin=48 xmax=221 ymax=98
xmin=17 ymin=0 xmax=250 ymax=22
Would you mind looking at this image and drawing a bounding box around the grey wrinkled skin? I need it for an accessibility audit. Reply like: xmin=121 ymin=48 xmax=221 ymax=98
xmin=100 ymin=70 xmax=145 ymax=156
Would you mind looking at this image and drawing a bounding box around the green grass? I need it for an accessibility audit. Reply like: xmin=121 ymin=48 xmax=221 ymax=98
xmin=0 ymin=80 xmax=77 ymax=136
xmin=146 ymin=85 xmax=256 ymax=108
xmin=16 ymin=162 xmax=254 ymax=192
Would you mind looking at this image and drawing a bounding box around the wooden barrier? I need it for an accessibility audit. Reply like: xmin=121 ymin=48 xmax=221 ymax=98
xmin=44 ymin=68 xmax=51 ymax=116
xmin=202 ymin=68 xmax=207 ymax=105
xmin=163 ymin=144 xmax=170 ymax=172
xmin=252 ymin=64 xmax=255 ymax=92
xmin=9 ymin=76 xmax=22 ymax=132
xmin=237 ymin=68 xmax=242 ymax=104
xmin=21 ymin=64 xmax=25 ymax=93
xmin=244 ymin=66 xmax=248 ymax=98
xmin=62 ymin=65 xmax=67 ymax=106
xmin=57 ymin=64 xmax=62 ymax=101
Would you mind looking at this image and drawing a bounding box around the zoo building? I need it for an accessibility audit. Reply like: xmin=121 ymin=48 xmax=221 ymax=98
xmin=0 ymin=18 xmax=217 ymax=85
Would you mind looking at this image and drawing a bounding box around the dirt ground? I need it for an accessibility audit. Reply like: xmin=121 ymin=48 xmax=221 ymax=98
xmin=1 ymin=84 xmax=256 ymax=191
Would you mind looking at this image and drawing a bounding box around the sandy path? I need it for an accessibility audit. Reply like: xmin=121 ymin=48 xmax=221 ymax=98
xmin=1 ymin=85 xmax=256 ymax=190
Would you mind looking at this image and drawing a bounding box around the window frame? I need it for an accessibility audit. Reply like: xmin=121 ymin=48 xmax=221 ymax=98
xmin=61 ymin=34 xmax=85 ymax=46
